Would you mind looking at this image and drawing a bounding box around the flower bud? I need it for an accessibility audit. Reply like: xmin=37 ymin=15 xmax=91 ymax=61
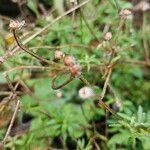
xmin=64 ymin=55 xmax=76 ymax=67
xmin=104 ymin=32 xmax=112 ymax=41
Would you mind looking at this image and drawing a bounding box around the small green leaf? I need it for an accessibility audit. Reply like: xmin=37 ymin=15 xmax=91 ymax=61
xmin=27 ymin=0 xmax=39 ymax=17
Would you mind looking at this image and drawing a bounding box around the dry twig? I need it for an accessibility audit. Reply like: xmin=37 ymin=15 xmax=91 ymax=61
xmin=1 ymin=75 xmax=21 ymax=145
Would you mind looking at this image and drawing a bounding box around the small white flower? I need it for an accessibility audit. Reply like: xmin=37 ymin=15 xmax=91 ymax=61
xmin=79 ymin=86 xmax=94 ymax=99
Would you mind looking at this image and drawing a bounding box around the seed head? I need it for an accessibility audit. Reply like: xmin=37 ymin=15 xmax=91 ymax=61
xmin=9 ymin=20 xmax=25 ymax=30
xmin=79 ymin=86 xmax=94 ymax=99
xmin=119 ymin=9 xmax=131 ymax=19
xmin=54 ymin=50 xmax=65 ymax=60
xmin=104 ymin=32 xmax=112 ymax=41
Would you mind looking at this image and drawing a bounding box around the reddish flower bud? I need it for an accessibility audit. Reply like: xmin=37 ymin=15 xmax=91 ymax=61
xmin=70 ymin=64 xmax=82 ymax=77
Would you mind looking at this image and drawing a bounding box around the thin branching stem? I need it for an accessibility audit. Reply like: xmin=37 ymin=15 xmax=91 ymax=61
xmin=52 ymin=72 xmax=74 ymax=90
xmin=2 ymin=75 xmax=21 ymax=145
xmin=79 ymin=69 xmax=122 ymax=119
xmin=2 ymin=99 xmax=20 ymax=144
xmin=12 ymin=29 xmax=55 ymax=65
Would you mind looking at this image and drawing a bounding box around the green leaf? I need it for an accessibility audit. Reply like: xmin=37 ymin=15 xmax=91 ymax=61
xmin=108 ymin=130 xmax=131 ymax=146
xmin=27 ymin=0 xmax=39 ymax=17
xmin=137 ymin=106 xmax=145 ymax=123
xmin=68 ymin=124 xmax=84 ymax=138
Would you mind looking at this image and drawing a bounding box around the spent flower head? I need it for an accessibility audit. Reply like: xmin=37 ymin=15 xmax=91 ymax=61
xmin=54 ymin=50 xmax=65 ymax=60
xmin=104 ymin=32 xmax=112 ymax=41
xmin=9 ymin=20 xmax=25 ymax=31
xmin=119 ymin=9 xmax=131 ymax=19
xmin=79 ymin=86 xmax=94 ymax=99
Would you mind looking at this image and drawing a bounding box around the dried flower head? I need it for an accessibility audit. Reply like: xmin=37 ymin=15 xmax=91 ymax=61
xmin=119 ymin=9 xmax=131 ymax=19
xmin=54 ymin=50 xmax=65 ymax=60
xmin=104 ymin=32 xmax=112 ymax=41
xmin=64 ymin=55 xmax=76 ymax=67
xmin=79 ymin=86 xmax=94 ymax=99
xmin=9 ymin=20 xmax=25 ymax=30
xmin=70 ymin=63 xmax=82 ymax=77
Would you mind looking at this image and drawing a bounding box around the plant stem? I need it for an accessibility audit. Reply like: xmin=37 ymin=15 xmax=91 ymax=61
xmin=52 ymin=72 xmax=74 ymax=90
xmin=12 ymin=30 xmax=54 ymax=65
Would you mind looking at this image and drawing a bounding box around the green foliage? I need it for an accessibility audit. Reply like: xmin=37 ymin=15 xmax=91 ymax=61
xmin=108 ymin=106 xmax=150 ymax=150
xmin=27 ymin=0 xmax=39 ymax=17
